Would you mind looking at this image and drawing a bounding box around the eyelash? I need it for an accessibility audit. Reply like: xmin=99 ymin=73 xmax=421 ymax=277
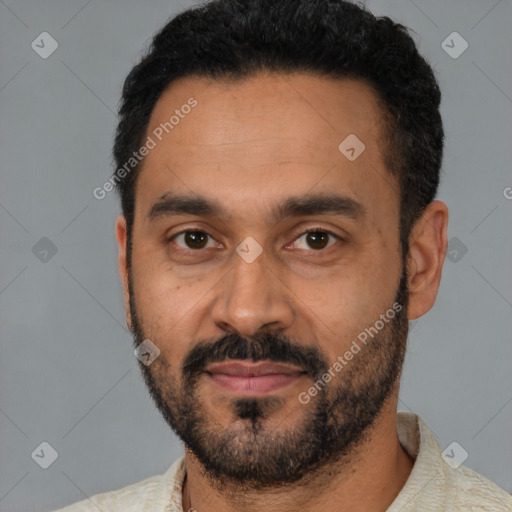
xmin=286 ymin=228 xmax=342 ymax=252
xmin=167 ymin=228 xmax=343 ymax=254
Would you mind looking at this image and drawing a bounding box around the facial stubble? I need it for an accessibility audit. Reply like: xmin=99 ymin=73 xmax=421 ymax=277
xmin=127 ymin=262 xmax=409 ymax=492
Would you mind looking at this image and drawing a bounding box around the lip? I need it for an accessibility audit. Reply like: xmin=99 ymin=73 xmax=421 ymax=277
xmin=205 ymin=361 xmax=306 ymax=395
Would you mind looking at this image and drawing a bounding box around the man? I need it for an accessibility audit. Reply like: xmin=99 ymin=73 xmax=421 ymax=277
xmin=56 ymin=0 xmax=511 ymax=510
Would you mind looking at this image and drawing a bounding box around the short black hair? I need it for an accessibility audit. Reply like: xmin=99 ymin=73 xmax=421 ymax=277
xmin=113 ymin=0 xmax=443 ymax=259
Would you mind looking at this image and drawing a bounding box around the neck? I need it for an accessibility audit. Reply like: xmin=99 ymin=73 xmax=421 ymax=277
xmin=181 ymin=397 xmax=413 ymax=512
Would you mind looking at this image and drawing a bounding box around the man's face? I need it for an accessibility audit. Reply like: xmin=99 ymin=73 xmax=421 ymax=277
xmin=122 ymin=73 xmax=408 ymax=489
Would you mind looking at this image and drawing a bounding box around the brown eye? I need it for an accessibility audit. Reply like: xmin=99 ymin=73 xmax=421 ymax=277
xmin=185 ymin=231 xmax=208 ymax=249
xmin=289 ymin=229 xmax=339 ymax=251
xmin=306 ymin=231 xmax=329 ymax=250
xmin=172 ymin=231 xmax=215 ymax=250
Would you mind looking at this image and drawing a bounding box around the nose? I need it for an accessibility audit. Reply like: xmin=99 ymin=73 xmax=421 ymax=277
xmin=210 ymin=249 xmax=295 ymax=338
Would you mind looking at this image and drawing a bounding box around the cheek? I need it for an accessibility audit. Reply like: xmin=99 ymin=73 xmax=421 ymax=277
xmin=299 ymin=247 xmax=399 ymax=357
xmin=316 ymin=291 xmax=373 ymax=357
xmin=130 ymin=261 xmax=191 ymax=343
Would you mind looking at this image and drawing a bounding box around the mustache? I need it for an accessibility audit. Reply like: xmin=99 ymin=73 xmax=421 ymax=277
xmin=181 ymin=332 xmax=327 ymax=382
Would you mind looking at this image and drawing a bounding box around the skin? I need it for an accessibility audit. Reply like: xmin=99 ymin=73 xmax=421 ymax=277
xmin=115 ymin=72 xmax=448 ymax=512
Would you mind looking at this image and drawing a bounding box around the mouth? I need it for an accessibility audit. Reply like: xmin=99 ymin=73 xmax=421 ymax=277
xmin=204 ymin=360 xmax=307 ymax=395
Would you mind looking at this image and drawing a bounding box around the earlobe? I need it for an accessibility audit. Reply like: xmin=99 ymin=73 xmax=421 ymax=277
xmin=126 ymin=312 xmax=133 ymax=332
xmin=405 ymin=200 xmax=449 ymax=320
xmin=115 ymin=215 xmax=132 ymax=330
xmin=115 ymin=215 xmax=128 ymax=282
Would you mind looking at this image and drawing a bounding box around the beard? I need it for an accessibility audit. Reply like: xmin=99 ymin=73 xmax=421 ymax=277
xmin=128 ymin=266 xmax=409 ymax=492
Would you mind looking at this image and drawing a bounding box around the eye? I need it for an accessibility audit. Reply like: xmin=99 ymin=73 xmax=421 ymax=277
xmin=170 ymin=230 xmax=219 ymax=250
xmin=288 ymin=229 xmax=341 ymax=251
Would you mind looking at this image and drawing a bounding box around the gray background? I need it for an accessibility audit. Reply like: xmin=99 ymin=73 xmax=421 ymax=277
xmin=1 ymin=0 xmax=511 ymax=510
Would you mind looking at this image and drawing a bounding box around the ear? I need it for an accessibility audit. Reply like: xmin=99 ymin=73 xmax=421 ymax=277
xmin=115 ymin=215 xmax=132 ymax=331
xmin=405 ymin=200 xmax=449 ymax=320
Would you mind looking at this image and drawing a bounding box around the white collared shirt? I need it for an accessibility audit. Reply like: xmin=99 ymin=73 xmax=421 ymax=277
xmin=54 ymin=412 xmax=511 ymax=511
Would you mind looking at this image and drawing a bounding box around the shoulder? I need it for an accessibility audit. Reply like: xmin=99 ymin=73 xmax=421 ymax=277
xmin=53 ymin=457 xmax=186 ymax=512
xmin=393 ymin=413 xmax=511 ymax=511
xmin=53 ymin=474 xmax=161 ymax=512
xmin=445 ymin=463 xmax=512 ymax=511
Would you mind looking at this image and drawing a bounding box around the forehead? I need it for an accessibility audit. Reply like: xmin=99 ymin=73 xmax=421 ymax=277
xmin=134 ymin=72 xmax=398 ymax=227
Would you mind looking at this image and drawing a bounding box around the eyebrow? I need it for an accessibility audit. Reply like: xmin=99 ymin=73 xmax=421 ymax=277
xmin=147 ymin=192 xmax=366 ymax=223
